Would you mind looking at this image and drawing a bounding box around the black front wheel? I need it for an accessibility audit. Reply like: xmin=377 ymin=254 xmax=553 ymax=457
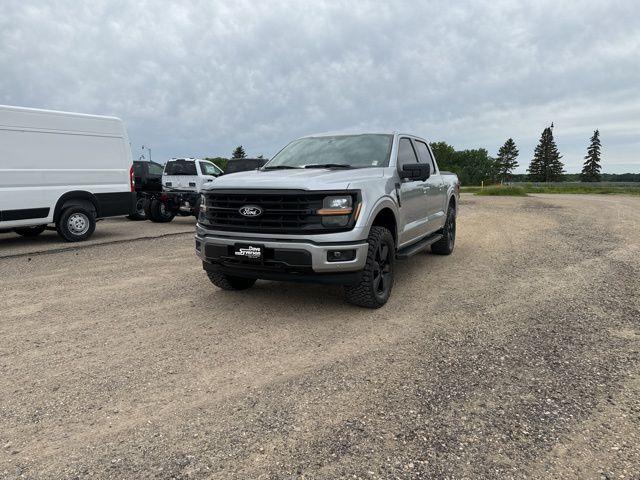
xmin=344 ymin=226 xmax=395 ymax=308
xmin=206 ymin=271 xmax=256 ymax=290
xmin=13 ymin=225 xmax=47 ymax=237
xmin=14 ymin=225 xmax=47 ymax=237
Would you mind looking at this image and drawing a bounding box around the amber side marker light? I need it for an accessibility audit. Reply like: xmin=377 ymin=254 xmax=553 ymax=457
xmin=317 ymin=207 xmax=353 ymax=215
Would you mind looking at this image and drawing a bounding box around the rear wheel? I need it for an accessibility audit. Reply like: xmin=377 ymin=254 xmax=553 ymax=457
xmin=56 ymin=206 xmax=96 ymax=242
xmin=344 ymin=226 xmax=395 ymax=308
xmin=206 ymin=271 xmax=256 ymax=290
xmin=146 ymin=198 xmax=175 ymax=223
xmin=431 ymin=205 xmax=456 ymax=255
xmin=14 ymin=225 xmax=47 ymax=237
xmin=127 ymin=196 xmax=147 ymax=220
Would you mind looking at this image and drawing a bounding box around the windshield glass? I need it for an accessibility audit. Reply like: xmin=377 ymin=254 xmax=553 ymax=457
xmin=265 ymin=134 xmax=393 ymax=169
xmin=164 ymin=161 xmax=197 ymax=175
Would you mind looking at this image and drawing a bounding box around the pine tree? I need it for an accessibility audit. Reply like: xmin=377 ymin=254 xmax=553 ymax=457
xmin=496 ymin=138 xmax=519 ymax=183
xmin=527 ymin=125 xmax=564 ymax=182
xmin=581 ymin=130 xmax=602 ymax=182
xmin=232 ymin=145 xmax=246 ymax=159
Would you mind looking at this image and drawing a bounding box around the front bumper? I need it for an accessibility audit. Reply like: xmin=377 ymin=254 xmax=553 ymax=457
xmin=195 ymin=227 xmax=369 ymax=280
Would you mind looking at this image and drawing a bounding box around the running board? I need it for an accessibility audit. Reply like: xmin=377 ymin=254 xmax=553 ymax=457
xmin=396 ymin=233 xmax=443 ymax=259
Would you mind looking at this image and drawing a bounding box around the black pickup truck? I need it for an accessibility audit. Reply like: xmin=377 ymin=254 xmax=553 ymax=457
xmin=128 ymin=160 xmax=164 ymax=220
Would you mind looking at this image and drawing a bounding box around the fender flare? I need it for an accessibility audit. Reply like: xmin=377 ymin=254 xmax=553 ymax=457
xmin=53 ymin=191 xmax=100 ymax=222
xmin=362 ymin=195 xmax=400 ymax=240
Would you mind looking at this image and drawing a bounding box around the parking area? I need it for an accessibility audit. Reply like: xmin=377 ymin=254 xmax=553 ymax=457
xmin=1 ymin=194 xmax=639 ymax=479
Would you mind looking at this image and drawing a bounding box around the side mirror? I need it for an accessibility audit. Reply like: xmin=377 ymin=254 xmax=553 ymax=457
xmin=399 ymin=163 xmax=430 ymax=182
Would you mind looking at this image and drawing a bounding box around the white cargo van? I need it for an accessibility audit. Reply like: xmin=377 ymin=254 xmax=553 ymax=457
xmin=0 ymin=105 xmax=135 ymax=241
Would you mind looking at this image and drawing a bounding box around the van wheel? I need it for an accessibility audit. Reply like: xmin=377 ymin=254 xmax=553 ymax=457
xmin=146 ymin=199 xmax=175 ymax=223
xmin=431 ymin=206 xmax=456 ymax=255
xmin=344 ymin=226 xmax=395 ymax=308
xmin=14 ymin=225 xmax=47 ymax=237
xmin=56 ymin=206 xmax=96 ymax=242
xmin=127 ymin=196 xmax=147 ymax=221
xmin=206 ymin=271 xmax=256 ymax=290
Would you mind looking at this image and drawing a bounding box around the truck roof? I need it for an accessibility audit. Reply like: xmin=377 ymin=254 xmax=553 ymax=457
xmin=298 ymin=131 xmax=429 ymax=142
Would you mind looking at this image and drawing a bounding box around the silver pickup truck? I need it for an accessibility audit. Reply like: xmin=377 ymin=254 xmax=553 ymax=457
xmin=196 ymin=132 xmax=460 ymax=308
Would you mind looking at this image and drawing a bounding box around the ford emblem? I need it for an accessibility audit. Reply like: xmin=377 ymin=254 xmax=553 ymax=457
xmin=239 ymin=205 xmax=263 ymax=217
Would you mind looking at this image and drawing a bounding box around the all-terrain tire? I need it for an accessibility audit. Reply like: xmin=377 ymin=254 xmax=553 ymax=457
xmin=206 ymin=271 xmax=256 ymax=290
xmin=431 ymin=205 xmax=456 ymax=255
xmin=56 ymin=206 xmax=96 ymax=242
xmin=14 ymin=225 xmax=47 ymax=237
xmin=146 ymin=198 xmax=176 ymax=223
xmin=344 ymin=226 xmax=395 ymax=309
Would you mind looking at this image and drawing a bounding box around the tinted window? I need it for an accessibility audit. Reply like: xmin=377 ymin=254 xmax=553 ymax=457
xmin=199 ymin=162 xmax=222 ymax=176
xmin=266 ymin=134 xmax=393 ymax=168
xmin=414 ymin=141 xmax=436 ymax=172
xmin=148 ymin=162 xmax=164 ymax=175
xmin=164 ymin=161 xmax=197 ymax=175
xmin=397 ymin=138 xmax=418 ymax=169
xmin=225 ymin=159 xmax=265 ymax=174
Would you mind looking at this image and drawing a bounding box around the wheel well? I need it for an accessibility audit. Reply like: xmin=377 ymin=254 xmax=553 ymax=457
xmin=53 ymin=191 xmax=99 ymax=222
xmin=371 ymin=208 xmax=397 ymax=245
xmin=449 ymin=195 xmax=456 ymax=211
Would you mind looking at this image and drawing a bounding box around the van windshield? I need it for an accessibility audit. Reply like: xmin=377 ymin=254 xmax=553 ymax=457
xmin=265 ymin=134 xmax=393 ymax=169
xmin=164 ymin=161 xmax=196 ymax=175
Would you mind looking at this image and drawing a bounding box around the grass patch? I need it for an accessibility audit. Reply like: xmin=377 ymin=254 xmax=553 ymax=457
xmin=473 ymin=186 xmax=528 ymax=196
xmin=462 ymin=183 xmax=640 ymax=196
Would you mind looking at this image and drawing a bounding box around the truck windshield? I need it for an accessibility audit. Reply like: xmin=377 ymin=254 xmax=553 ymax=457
xmin=164 ymin=161 xmax=197 ymax=175
xmin=265 ymin=134 xmax=393 ymax=169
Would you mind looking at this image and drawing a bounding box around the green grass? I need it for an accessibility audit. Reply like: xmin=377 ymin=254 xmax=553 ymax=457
xmin=462 ymin=183 xmax=640 ymax=196
xmin=473 ymin=186 xmax=528 ymax=196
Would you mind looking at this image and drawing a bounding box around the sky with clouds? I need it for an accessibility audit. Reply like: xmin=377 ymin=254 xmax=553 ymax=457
xmin=1 ymin=0 xmax=639 ymax=173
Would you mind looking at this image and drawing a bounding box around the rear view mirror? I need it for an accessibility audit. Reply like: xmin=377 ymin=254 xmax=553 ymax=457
xmin=399 ymin=163 xmax=430 ymax=181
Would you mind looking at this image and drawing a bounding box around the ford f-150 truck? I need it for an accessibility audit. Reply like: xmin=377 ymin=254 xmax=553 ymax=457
xmin=195 ymin=132 xmax=459 ymax=308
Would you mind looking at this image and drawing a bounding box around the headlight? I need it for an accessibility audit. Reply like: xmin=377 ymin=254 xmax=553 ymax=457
xmin=199 ymin=194 xmax=207 ymax=212
xmin=318 ymin=195 xmax=353 ymax=227
xmin=318 ymin=196 xmax=353 ymax=214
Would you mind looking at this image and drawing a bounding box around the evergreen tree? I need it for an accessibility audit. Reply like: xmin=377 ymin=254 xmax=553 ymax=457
xmin=581 ymin=129 xmax=602 ymax=182
xmin=527 ymin=125 xmax=564 ymax=182
xmin=496 ymin=138 xmax=519 ymax=183
xmin=232 ymin=145 xmax=246 ymax=159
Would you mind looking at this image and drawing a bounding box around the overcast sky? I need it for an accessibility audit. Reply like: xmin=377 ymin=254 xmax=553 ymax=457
xmin=1 ymin=0 xmax=639 ymax=173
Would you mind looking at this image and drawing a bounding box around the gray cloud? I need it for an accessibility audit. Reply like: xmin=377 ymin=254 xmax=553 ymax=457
xmin=1 ymin=0 xmax=639 ymax=172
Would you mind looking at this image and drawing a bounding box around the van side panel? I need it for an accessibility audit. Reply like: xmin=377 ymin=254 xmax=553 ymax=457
xmin=0 ymin=106 xmax=133 ymax=228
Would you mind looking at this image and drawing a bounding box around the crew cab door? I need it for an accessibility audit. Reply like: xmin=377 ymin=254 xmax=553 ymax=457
xmin=396 ymin=137 xmax=430 ymax=246
xmin=414 ymin=140 xmax=446 ymax=231
xmin=198 ymin=161 xmax=221 ymax=190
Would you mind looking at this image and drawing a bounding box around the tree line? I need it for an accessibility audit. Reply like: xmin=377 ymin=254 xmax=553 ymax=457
xmin=207 ymin=130 xmax=613 ymax=186
xmin=205 ymin=145 xmax=264 ymax=171
xmin=430 ymin=125 xmax=605 ymax=185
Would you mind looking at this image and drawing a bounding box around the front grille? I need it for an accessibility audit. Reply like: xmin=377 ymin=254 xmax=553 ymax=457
xmin=201 ymin=190 xmax=355 ymax=234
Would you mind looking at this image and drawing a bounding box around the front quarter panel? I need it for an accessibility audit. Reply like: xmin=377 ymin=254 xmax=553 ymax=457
xmin=351 ymin=168 xmax=400 ymax=240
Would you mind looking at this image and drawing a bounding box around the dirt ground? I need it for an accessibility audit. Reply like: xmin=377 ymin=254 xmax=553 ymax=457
xmin=1 ymin=194 xmax=639 ymax=479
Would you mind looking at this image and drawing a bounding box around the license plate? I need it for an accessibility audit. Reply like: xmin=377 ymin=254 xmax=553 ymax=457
xmin=233 ymin=244 xmax=264 ymax=262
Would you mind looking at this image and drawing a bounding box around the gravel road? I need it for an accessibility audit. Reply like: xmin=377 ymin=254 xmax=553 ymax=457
xmin=1 ymin=194 xmax=639 ymax=479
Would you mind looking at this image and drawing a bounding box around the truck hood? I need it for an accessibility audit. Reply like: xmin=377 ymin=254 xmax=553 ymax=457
xmin=203 ymin=168 xmax=384 ymax=191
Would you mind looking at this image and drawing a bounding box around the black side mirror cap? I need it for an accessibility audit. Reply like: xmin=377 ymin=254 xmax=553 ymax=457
xmin=399 ymin=163 xmax=430 ymax=181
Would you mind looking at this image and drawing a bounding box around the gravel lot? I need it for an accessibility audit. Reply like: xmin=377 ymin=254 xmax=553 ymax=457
xmin=1 ymin=194 xmax=639 ymax=479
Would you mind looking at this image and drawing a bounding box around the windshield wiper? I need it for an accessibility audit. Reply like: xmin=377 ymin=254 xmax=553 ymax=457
xmin=304 ymin=163 xmax=353 ymax=169
xmin=262 ymin=165 xmax=301 ymax=170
